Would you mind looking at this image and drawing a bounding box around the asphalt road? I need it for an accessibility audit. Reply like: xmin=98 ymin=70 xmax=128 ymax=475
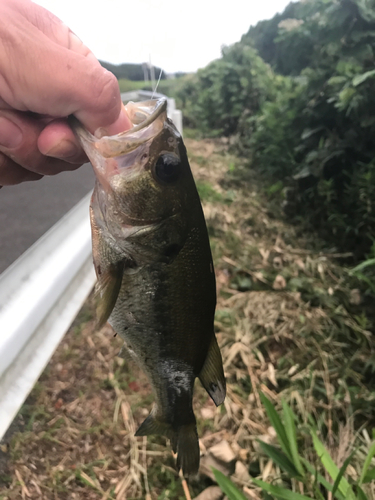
xmin=0 ymin=163 xmax=95 ymax=275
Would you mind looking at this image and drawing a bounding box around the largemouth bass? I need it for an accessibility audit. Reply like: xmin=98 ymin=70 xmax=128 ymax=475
xmin=70 ymin=99 xmax=225 ymax=475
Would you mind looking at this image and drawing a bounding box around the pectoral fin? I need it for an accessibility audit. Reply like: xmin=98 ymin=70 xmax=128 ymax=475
xmin=95 ymin=261 xmax=124 ymax=328
xmin=199 ymin=335 xmax=226 ymax=406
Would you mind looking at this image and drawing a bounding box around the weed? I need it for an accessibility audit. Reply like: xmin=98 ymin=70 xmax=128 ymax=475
xmin=1 ymin=138 xmax=374 ymax=499
xmin=196 ymin=181 xmax=224 ymax=203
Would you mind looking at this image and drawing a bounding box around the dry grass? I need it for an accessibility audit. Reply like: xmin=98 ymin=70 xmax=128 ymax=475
xmin=1 ymin=137 xmax=374 ymax=500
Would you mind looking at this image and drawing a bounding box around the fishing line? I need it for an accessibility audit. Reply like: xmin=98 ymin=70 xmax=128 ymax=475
xmin=152 ymin=69 xmax=163 ymax=99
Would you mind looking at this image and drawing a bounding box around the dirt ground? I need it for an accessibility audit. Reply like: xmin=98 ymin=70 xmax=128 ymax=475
xmin=0 ymin=138 xmax=373 ymax=500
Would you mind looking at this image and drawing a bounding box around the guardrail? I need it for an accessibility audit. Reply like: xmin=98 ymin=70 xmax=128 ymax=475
xmin=0 ymin=92 xmax=183 ymax=440
xmin=0 ymin=194 xmax=95 ymax=439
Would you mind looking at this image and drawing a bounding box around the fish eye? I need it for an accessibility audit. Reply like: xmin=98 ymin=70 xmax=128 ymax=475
xmin=154 ymin=153 xmax=181 ymax=184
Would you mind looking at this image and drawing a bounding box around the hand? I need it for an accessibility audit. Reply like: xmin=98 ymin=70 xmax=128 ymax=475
xmin=0 ymin=0 xmax=131 ymax=186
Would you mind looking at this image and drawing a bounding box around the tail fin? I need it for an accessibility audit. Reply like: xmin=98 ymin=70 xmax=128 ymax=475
xmin=175 ymin=424 xmax=200 ymax=476
xmin=135 ymin=413 xmax=199 ymax=476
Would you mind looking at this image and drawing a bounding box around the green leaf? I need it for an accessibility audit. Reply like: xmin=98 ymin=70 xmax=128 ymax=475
xmin=302 ymin=459 xmax=346 ymax=500
xmin=353 ymin=70 xmax=375 ymax=87
xmin=252 ymin=479 xmax=313 ymax=500
xmin=212 ymin=468 xmax=247 ymax=500
xmin=350 ymin=271 xmax=375 ymax=294
xmin=311 ymin=431 xmax=354 ymax=498
xmin=359 ymin=441 xmax=375 ymax=485
xmin=301 ymin=127 xmax=324 ymax=140
xmin=332 ymin=451 xmax=356 ymax=497
xmin=363 ymin=467 xmax=375 ymax=483
xmin=281 ymin=400 xmax=304 ymax=476
xmin=258 ymin=441 xmax=301 ymax=478
xmin=338 ymin=87 xmax=355 ymax=105
xmin=267 ymin=181 xmax=284 ymax=194
xmin=263 ymin=494 xmax=274 ymax=500
xmin=351 ymin=258 xmax=375 ymax=273
xmin=354 ymin=485 xmax=368 ymax=500
xmin=260 ymin=392 xmax=291 ymax=460
xmin=327 ymin=76 xmax=347 ymax=86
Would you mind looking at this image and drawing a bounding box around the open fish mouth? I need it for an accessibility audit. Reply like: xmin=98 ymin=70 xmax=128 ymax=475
xmin=69 ymin=99 xmax=174 ymax=192
xmin=69 ymin=99 xmax=168 ymax=159
xmin=123 ymin=99 xmax=167 ymax=131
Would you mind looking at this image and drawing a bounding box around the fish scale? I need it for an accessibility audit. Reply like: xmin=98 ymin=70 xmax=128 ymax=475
xmin=69 ymin=99 xmax=226 ymax=475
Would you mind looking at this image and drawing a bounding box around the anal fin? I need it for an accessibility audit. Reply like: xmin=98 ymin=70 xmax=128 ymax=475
xmin=135 ymin=411 xmax=170 ymax=438
xmin=199 ymin=335 xmax=226 ymax=406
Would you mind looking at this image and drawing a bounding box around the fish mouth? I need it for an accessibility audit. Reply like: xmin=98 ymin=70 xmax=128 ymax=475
xmin=69 ymin=99 xmax=168 ymax=159
xmin=123 ymin=99 xmax=167 ymax=133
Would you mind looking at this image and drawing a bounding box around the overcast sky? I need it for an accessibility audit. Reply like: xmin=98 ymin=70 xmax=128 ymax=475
xmin=34 ymin=0 xmax=293 ymax=73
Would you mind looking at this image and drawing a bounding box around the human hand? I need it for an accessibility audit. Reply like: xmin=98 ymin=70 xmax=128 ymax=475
xmin=0 ymin=0 xmax=131 ymax=186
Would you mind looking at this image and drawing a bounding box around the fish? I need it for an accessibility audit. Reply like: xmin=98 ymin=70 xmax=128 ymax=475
xmin=69 ymin=99 xmax=226 ymax=476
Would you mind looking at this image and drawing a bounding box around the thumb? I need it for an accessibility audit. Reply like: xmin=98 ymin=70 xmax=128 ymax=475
xmin=0 ymin=1 xmax=131 ymax=133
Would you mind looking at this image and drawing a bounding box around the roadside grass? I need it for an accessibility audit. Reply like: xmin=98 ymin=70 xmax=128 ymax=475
xmin=118 ymin=78 xmax=185 ymax=98
xmin=0 ymin=135 xmax=374 ymax=499
xmin=118 ymin=79 xmax=147 ymax=93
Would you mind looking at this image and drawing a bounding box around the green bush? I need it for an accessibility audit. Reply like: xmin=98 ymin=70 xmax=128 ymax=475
xmin=246 ymin=0 xmax=375 ymax=255
xmin=177 ymin=44 xmax=274 ymax=136
xmin=177 ymin=0 xmax=375 ymax=259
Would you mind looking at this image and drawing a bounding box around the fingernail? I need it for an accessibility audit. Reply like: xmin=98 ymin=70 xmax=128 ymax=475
xmin=0 ymin=117 xmax=23 ymax=149
xmin=45 ymin=139 xmax=79 ymax=159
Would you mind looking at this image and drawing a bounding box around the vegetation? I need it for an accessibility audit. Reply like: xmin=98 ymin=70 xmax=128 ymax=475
xmin=175 ymin=45 xmax=274 ymax=135
xmin=1 ymin=1 xmax=375 ymax=498
xmin=100 ymin=61 xmax=166 ymax=81
xmin=116 ymin=73 xmax=188 ymax=99
xmin=176 ymin=0 xmax=375 ymax=266
xmin=1 ymin=138 xmax=374 ymax=499
xmin=117 ymin=79 xmax=148 ymax=93
xmin=214 ymin=393 xmax=375 ymax=500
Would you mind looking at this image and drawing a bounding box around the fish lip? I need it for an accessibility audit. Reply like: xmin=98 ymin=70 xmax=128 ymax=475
xmin=68 ymin=98 xmax=168 ymax=153
xmin=120 ymin=98 xmax=167 ymax=136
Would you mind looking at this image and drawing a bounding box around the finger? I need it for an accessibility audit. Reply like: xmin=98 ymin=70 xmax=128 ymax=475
xmin=37 ymin=118 xmax=87 ymax=162
xmin=0 ymin=151 xmax=42 ymax=185
xmin=0 ymin=1 xmax=132 ymax=135
xmin=94 ymin=103 xmax=133 ymax=137
xmin=0 ymin=22 xmax=125 ymax=132
xmin=0 ymin=97 xmax=12 ymax=110
xmin=62 ymin=31 xmax=131 ymax=134
xmin=0 ymin=110 xmax=84 ymax=176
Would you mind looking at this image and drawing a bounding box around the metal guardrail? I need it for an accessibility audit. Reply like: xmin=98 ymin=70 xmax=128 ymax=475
xmin=0 ymin=194 xmax=95 ymax=438
xmin=0 ymin=92 xmax=183 ymax=440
